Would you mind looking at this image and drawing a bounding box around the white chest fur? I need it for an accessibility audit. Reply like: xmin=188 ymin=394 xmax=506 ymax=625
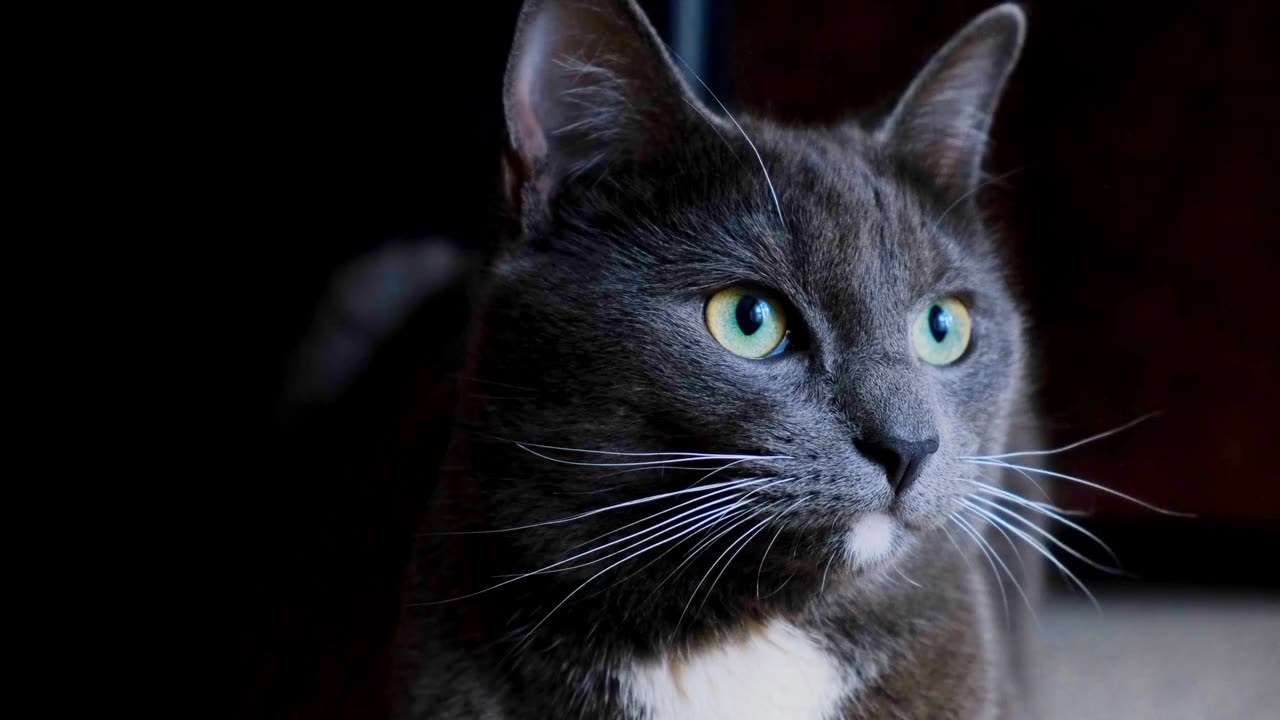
xmin=623 ymin=620 xmax=849 ymax=720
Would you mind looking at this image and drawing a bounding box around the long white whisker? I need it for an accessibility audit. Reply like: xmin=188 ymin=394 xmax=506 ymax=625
xmin=655 ymin=506 xmax=757 ymax=591
xmin=951 ymin=512 xmax=1010 ymax=622
xmin=602 ymin=505 xmax=754 ymax=593
xmin=966 ymin=496 xmax=1126 ymax=575
xmin=518 ymin=496 xmax=753 ymax=577
xmin=818 ymin=547 xmax=838 ymax=595
xmin=674 ymin=506 xmax=774 ymax=633
xmin=963 ymin=480 xmax=1119 ymax=563
xmin=696 ymin=507 xmax=781 ymax=613
xmin=664 ymin=44 xmax=786 ymax=228
xmin=940 ymin=522 xmax=976 ymax=572
xmin=658 ymin=477 xmax=798 ymax=590
xmin=893 ymin=566 xmax=923 ymax=589
xmin=557 ymin=478 xmax=763 ymax=553
xmin=553 ymin=476 xmax=796 ymax=574
xmin=955 ymin=509 xmax=1038 ymax=624
xmin=511 ymin=504 xmax=758 ymax=652
xmin=963 ymin=412 xmax=1161 ymax=460
xmin=964 ymin=476 xmax=1091 ymax=517
xmin=597 ymin=461 xmax=745 ymax=478
xmin=963 ymin=494 xmax=1026 ymax=566
xmin=963 ymin=477 xmax=1068 ymax=512
xmin=517 ymin=444 xmax=783 ymax=468
xmin=977 ymin=463 xmax=1051 ymax=501
xmin=757 ymin=498 xmax=807 ymax=599
xmin=963 ymin=503 xmax=1101 ymax=613
xmin=421 ymin=476 xmax=770 ymax=536
xmin=509 ymin=439 xmax=790 ymax=459
xmin=415 ymin=493 xmax=750 ymax=605
xmin=686 ymin=457 xmax=760 ymax=488
xmin=967 ymin=459 xmax=1193 ymax=517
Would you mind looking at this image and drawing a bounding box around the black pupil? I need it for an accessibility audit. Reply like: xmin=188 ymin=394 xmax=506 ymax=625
xmin=735 ymin=295 xmax=767 ymax=336
xmin=928 ymin=305 xmax=951 ymax=342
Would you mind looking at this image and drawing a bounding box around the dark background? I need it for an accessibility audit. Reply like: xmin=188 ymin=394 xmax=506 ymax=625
xmin=231 ymin=1 xmax=1279 ymax=717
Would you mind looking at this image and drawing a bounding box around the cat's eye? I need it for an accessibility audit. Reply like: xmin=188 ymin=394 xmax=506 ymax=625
xmin=912 ymin=297 xmax=972 ymax=365
xmin=705 ymin=286 xmax=789 ymax=359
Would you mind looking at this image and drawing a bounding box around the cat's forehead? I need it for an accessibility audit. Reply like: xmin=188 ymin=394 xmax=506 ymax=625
xmin=687 ymin=121 xmax=972 ymax=302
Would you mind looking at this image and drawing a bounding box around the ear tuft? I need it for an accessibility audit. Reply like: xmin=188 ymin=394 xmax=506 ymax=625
xmin=881 ymin=3 xmax=1026 ymax=200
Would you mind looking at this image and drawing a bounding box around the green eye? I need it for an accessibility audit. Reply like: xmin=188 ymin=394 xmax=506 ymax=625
xmin=706 ymin=286 xmax=789 ymax=359
xmin=912 ymin=296 xmax=972 ymax=365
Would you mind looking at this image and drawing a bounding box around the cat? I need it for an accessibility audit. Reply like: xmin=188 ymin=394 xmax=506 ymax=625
xmin=404 ymin=1 xmax=1048 ymax=717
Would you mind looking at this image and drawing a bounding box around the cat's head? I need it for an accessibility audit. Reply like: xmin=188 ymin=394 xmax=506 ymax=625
xmin=467 ymin=0 xmax=1027 ymax=583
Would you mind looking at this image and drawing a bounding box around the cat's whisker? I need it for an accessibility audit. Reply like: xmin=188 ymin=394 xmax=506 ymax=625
xmin=508 ymin=439 xmax=790 ymax=460
xmin=962 ymin=412 xmax=1161 ymax=461
xmin=649 ymin=478 xmax=797 ymax=596
xmin=517 ymin=444 xmax=784 ymax=468
xmin=539 ymin=477 xmax=796 ymax=577
xmin=953 ymin=510 xmax=1038 ymax=626
xmin=950 ymin=512 xmax=1011 ymax=622
xmin=596 ymin=463 xmax=741 ymax=478
xmin=818 ymin=546 xmax=839 ymax=596
xmin=760 ymin=573 xmax=795 ymax=600
xmin=672 ymin=504 xmax=776 ymax=635
xmin=757 ymin=498 xmax=808 ymax=600
xmin=975 ymin=465 xmax=1050 ymax=501
xmin=965 ymin=477 xmax=1092 ymax=517
xmin=570 ymin=504 xmax=757 ymax=589
xmin=686 ymin=457 xmax=765 ymax=488
xmin=695 ymin=503 xmax=786 ymax=613
xmin=556 ymin=479 xmax=764 ymax=555
xmin=417 ymin=493 xmax=753 ymax=605
xmin=671 ymin=477 xmax=795 ymax=553
xmin=421 ymin=476 xmax=771 ymax=536
xmin=961 ymin=491 xmax=1026 ymax=567
xmin=941 ymin=519 xmax=1022 ymax=620
xmin=961 ymin=502 xmax=1102 ymax=614
xmin=599 ymin=504 xmax=757 ymax=594
xmin=453 ymin=375 xmax=538 ymax=393
xmin=511 ymin=502 xmax=766 ymax=653
xmin=893 ymin=566 xmax=924 ymax=589
xmin=664 ymin=43 xmax=787 ymax=228
xmin=965 ymin=496 xmax=1126 ymax=575
xmin=962 ymin=479 xmax=1119 ymax=563
xmin=966 ymin=458 xmax=1194 ymax=517
xmin=939 ymin=521 xmax=976 ymax=572
xmin=654 ymin=505 xmax=758 ymax=593
xmin=508 ymin=495 xmax=755 ymax=578
xmin=563 ymin=474 xmax=798 ymax=568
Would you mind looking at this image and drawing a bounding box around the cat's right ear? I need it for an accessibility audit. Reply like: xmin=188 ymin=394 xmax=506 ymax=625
xmin=879 ymin=4 xmax=1026 ymax=202
xmin=502 ymin=0 xmax=711 ymax=227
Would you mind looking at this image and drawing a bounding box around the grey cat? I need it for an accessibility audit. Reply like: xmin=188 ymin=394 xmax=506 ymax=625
xmin=406 ymin=1 xmax=1047 ymax=717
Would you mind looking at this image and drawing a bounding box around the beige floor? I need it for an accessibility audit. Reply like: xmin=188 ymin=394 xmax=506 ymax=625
xmin=1034 ymin=590 xmax=1280 ymax=719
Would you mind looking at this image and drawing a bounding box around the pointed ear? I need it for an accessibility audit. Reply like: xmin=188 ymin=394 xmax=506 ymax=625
xmin=503 ymin=0 xmax=709 ymax=218
xmin=880 ymin=4 xmax=1026 ymax=200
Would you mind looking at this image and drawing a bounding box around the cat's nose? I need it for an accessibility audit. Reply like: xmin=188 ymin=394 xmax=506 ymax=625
xmin=854 ymin=434 xmax=939 ymax=497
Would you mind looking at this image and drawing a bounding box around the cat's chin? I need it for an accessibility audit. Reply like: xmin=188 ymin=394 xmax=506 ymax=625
xmin=839 ymin=511 xmax=902 ymax=571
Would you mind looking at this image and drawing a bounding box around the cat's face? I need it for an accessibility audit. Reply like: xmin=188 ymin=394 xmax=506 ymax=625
xmin=472 ymin=0 xmax=1027 ymax=578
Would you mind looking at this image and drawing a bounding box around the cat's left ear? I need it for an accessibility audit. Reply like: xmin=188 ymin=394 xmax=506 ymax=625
xmin=879 ymin=4 xmax=1026 ymax=200
xmin=502 ymin=0 xmax=714 ymax=225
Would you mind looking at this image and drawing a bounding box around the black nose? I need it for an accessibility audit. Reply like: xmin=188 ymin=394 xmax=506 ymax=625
xmin=855 ymin=435 xmax=940 ymax=496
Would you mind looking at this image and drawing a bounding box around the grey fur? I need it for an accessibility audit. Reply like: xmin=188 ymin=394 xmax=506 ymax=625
xmin=407 ymin=2 xmax=1041 ymax=717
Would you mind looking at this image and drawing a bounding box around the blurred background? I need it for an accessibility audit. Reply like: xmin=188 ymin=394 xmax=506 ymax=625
xmin=231 ymin=1 xmax=1279 ymax=717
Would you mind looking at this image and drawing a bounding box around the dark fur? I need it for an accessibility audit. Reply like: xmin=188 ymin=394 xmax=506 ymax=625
xmin=407 ymin=2 xmax=1042 ymax=717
